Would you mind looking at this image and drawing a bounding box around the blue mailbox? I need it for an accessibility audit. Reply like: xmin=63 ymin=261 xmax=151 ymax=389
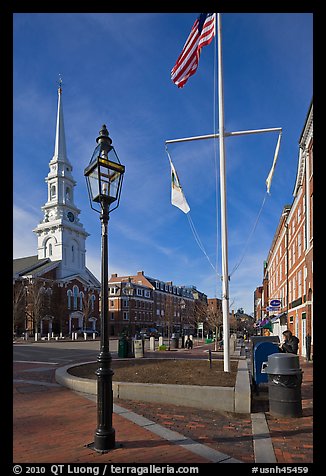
xmin=253 ymin=341 xmax=279 ymax=388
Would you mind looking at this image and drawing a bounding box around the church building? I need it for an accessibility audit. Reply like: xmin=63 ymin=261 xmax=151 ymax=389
xmin=13 ymin=84 xmax=100 ymax=338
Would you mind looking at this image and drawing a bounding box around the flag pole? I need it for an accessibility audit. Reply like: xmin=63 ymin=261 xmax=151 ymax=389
xmin=217 ymin=12 xmax=230 ymax=372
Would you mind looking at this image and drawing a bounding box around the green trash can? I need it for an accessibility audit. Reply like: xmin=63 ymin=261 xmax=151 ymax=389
xmin=118 ymin=335 xmax=128 ymax=358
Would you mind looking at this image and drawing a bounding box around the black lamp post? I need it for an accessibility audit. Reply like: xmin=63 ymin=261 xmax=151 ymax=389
xmin=124 ymin=278 xmax=134 ymax=335
xmin=124 ymin=278 xmax=134 ymax=356
xmin=180 ymin=299 xmax=186 ymax=348
xmin=84 ymin=124 xmax=125 ymax=453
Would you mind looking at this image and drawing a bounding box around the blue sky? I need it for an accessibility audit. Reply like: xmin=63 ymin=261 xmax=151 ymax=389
xmin=13 ymin=13 xmax=313 ymax=314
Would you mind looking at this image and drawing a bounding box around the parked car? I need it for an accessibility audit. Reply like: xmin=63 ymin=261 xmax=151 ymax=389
xmin=139 ymin=328 xmax=161 ymax=339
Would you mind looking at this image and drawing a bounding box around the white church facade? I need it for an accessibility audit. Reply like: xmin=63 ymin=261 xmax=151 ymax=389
xmin=13 ymin=84 xmax=100 ymax=338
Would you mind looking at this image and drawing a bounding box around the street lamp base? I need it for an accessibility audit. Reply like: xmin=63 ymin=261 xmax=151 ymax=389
xmin=86 ymin=430 xmax=116 ymax=453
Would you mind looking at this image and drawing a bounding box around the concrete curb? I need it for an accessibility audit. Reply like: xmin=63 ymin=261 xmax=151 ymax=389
xmin=234 ymin=358 xmax=251 ymax=413
xmin=55 ymin=358 xmax=251 ymax=414
xmin=251 ymin=413 xmax=276 ymax=463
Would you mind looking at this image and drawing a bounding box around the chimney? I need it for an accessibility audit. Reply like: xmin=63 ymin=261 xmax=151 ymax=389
xmin=137 ymin=271 xmax=144 ymax=276
xmin=111 ymin=273 xmax=118 ymax=278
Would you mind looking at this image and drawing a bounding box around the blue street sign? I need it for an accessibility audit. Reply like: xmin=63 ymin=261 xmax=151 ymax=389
xmin=269 ymin=299 xmax=281 ymax=307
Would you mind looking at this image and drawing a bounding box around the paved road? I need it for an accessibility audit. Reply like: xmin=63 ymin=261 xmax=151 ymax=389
xmin=13 ymin=338 xmax=214 ymax=365
xmin=13 ymin=340 xmax=111 ymax=366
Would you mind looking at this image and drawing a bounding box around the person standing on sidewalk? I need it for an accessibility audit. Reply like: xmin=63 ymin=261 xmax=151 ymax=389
xmin=278 ymin=329 xmax=299 ymax=354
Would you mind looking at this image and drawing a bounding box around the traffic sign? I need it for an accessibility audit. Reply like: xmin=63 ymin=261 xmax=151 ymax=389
xmin=269 ymin=299 xmax=281 ymax=308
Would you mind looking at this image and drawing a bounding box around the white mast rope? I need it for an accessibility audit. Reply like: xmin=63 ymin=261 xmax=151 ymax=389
xmin=229 ymin=191 xmax=268 ymax=277
xmin=229 ymin=131 xmax=282 ymax=277
xmin=187 ymin=213 xmax=221 ymax=276
xmin=165 ymin=145 xmax=221 ymax=278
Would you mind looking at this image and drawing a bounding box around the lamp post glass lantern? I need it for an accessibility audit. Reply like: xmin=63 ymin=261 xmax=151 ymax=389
xmin=84 ymin=124 xmax=125 ymax=453
xmin=84 ymin=124 xmax=125 ymax=213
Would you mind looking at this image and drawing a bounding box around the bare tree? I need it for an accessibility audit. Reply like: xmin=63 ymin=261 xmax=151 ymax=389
xmin=81 ymin=288 xmax=97 ymax=331
xmin=206 ymin=299 xmax=223 ymax=351
xmin=25 ymin=279 xmax=48 ymax=337
xmin=164 ymin=294 xmax=175 ymax=350
xmin=13 ymin=279 xmax=27 ymax=336
xmin=51 ymin=284 xmax=69 ymax=336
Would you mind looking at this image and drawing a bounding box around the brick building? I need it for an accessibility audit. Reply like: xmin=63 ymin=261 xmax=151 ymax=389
xmin=255 ymin=102 xmax=313 ymax=356
xmin=108 ymin=271 xmax=207 ymax=337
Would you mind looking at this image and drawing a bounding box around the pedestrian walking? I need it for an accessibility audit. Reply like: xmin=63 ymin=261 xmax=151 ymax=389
xmin=278 ymin=329 xmax=299 ymax=354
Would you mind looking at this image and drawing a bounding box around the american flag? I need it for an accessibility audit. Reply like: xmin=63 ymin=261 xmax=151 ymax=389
xmin=171 ymin=13 xmax=215 ymax=88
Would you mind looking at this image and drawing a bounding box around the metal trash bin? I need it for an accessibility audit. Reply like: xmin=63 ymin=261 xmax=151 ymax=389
xmin=171 ymin=337 xmax=179 ymax=349
xmin=264 ymin=353 xmax=303 ymax=417
xmin=118 ymin=335 xmax=128 ymax=358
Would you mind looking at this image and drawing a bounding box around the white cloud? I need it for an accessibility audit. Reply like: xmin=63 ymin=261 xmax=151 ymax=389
xmin=13 ymin=205 xmax=39 ymax=258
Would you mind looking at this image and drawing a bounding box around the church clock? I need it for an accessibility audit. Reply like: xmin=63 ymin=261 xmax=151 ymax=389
xmin=67 ymin=211 xmax=75 ymax=222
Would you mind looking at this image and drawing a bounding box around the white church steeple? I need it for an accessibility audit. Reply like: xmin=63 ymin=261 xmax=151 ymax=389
xmin=53 ymin=78 xmax=68 ymax=162
xmin=33 ymin=81 xmax=89 ymax=279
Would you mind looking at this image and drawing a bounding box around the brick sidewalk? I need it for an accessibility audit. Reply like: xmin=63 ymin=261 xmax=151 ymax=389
xmin=13 ymin=348 xmax=313 ymax=464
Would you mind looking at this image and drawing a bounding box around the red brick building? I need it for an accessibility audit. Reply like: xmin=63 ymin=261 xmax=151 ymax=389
xmin=255 ymin=102 xmax=313 ymax=357
xmin=108 ymin=271 xmax=207 ymax=337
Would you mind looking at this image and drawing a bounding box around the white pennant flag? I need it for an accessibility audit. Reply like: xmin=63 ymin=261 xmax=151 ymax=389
xmin=266 ymin=132 xmax=282 ymax=194
xmin=169 ymin=157 xmax=190 ymax=214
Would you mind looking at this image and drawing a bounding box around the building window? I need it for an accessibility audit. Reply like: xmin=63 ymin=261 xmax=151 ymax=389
xmin=292 ymin=278 xmax=296 ymax=301
xmin=110 ymin=312 xmax=115 ymax=320
xmin=110 ymin=300 xmax=114 ymax=307
xmin=73 ymin=285 xmax=79 ymax=309
xmin=123 ymin=312 xmax=129 ymax=320
xmin=298 ymin=270 xmax=302 ymax=297
xmin=137 ymin=288 xmax=143 ymax=296
xmin=50 ymin=184 xmax=56 ymax=200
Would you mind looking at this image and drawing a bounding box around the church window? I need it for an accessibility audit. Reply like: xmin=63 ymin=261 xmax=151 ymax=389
xmin=66 ymin=187 xmax=71 ymax=201
xmin=72 ymin=245 xmax=75 ymax=262
xmin=45 ymin=240 xmax=53 ymax=258
xmin=73 ymin=285 xmax=79 ymax=309
xmin=50 ymin=185 xmax=56 ymax=200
